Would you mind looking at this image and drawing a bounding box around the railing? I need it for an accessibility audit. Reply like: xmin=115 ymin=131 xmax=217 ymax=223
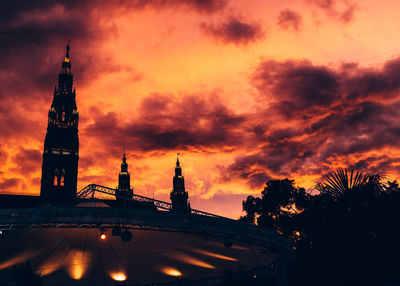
xmin=0 ymin=192 xmax=40 ymax=196
xmin=77 ymin=184 xmax=226 ymax=219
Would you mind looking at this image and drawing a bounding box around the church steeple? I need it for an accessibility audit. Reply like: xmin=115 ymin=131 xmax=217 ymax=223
xmin=170 ymin=153 xmax=189 ymax=212
xmin=40 ymin=42 xmax=79 ymax=205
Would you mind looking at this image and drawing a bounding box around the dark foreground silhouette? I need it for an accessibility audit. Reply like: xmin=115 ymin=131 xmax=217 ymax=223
xmin=242 ymin=169 xmax=400 ymax=286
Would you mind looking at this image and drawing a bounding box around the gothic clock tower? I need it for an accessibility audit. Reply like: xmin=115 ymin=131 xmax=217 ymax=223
xmin=40 ymin=42 xmax=79 ymax=205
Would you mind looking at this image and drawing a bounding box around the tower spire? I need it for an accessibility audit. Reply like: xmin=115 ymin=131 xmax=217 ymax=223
xmin=170 ymin=154 xmax=189 ymax=212
xmin=40 ymin=43 xmax=79 ymax=205
xmin=65 ymin=40 xmax=70 ymax=59
xmin=117 ymin=149 xmax=133 ymax=201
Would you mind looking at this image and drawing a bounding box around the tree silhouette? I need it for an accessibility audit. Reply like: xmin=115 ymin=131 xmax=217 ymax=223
xmin=242 ymin=169 xmax=400 ymax=286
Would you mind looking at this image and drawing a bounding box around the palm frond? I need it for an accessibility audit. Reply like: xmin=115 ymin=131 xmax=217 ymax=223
xmin=316 ymin=168 xmax=370 ymax=196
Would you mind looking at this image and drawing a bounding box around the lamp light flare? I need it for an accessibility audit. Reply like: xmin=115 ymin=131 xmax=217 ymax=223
xmin=161 ymin=267 xmax=182 ymax=277
xmin=0 ymin=251 xmax=37 ymax=270
xmin=68 ymin=250 xmax=90 ymax=280
xmin=174 ymin=254 xmax=215 ymax=269
xmin=71 ymin=264 xmax=84 ymax=280
xmin=193 ymin=249 xmax=238 ymax=261
xmin=230 ymin=245 xmax=250 ymax=251
xmin=39 ymin=265 xmax=58 ymax=276
xmin=111 ymin=272 xmax=127 ymax=281
xmin=100 ymin=233 xmax=107 ymax=240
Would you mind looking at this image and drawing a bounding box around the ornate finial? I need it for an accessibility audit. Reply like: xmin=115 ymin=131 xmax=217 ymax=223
xmin=176 ymin=152 xmax=180 ymax=167
xmin=65 ymin=40 xmax=70 ymax=58
xmin=123 ymin=146 xmax=126 ymax=163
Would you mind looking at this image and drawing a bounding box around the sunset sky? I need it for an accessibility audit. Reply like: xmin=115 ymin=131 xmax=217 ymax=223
xmin=2 ymin=0 xmax=400 ymax=218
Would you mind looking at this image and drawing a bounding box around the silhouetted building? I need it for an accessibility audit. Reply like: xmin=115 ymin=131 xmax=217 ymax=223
xmin=40 ymin=42 xmax=79 ymax=205
xmin=115 ymin=150 xmax=133 ymax=200
xmin=170 ymin=155 xmax=190 ymax=212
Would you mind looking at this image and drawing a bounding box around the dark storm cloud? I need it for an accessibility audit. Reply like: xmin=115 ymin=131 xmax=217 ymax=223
xmin=252 ymin=60 xmax=340 ymax=119
xmin=200 ymin=16 xmax=264 ymax=45
xmin=220 ymin=136 xmax=326 ymax=188
xmin=349 ymin=155 xmax=400 ymax=175
xmin=219 ymin=154 xmax=272 ymax=188
xmin=0 ymin=102 xmax=44 ymax=140
xmin=133 ymin=0 xmax=228 ymax=13
xmin=11 ymin=149 xmax=42 ymax=175
xmin=344 ymin=58 xmax=400 ymax=100
xmin=314 ymin=101 xmax=400 ymax=159
xmin=0 ymin=178 xmax=25 ymax=191
xmin=277 ymin=10 xmax=302 ymax=31
xmin=220 ymin=57 xmax=400 ymax=189
xmin=0 ymin=1 xmax=112 ymax=99
xmin=84 ymin=93 xmax=246 ymax=152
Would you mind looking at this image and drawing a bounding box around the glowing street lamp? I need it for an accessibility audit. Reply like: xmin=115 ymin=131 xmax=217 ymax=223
xmin=100 ymin=229 xmax=107 ymax=240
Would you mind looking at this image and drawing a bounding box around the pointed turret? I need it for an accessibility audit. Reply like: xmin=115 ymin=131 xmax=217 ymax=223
xmin=65 ymin=40 xmax=70 ymax=59
xmin=170 ymin=153 xmax=189 ymax=212
xmin=121 ymin=149 xmax=128 ymax=173
xmin=116 ymin=149 xmax=133 ymax=201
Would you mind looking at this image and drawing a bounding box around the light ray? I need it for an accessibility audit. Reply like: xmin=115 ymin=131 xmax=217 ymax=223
xmin=173 ymin=253 xmax=215 ymax=269
xmin=192 ymin=249 xmax=238 ymax=261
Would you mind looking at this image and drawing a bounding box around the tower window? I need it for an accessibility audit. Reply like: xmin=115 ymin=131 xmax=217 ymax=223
xmin=54 ymin=168 xmax=59 ymax=186
xmin=60 ymin=169 xmax=65 ymax=186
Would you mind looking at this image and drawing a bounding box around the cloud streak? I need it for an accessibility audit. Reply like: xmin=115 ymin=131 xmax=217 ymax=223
xmin=84 ymin=93 xmax=246 ymax=152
